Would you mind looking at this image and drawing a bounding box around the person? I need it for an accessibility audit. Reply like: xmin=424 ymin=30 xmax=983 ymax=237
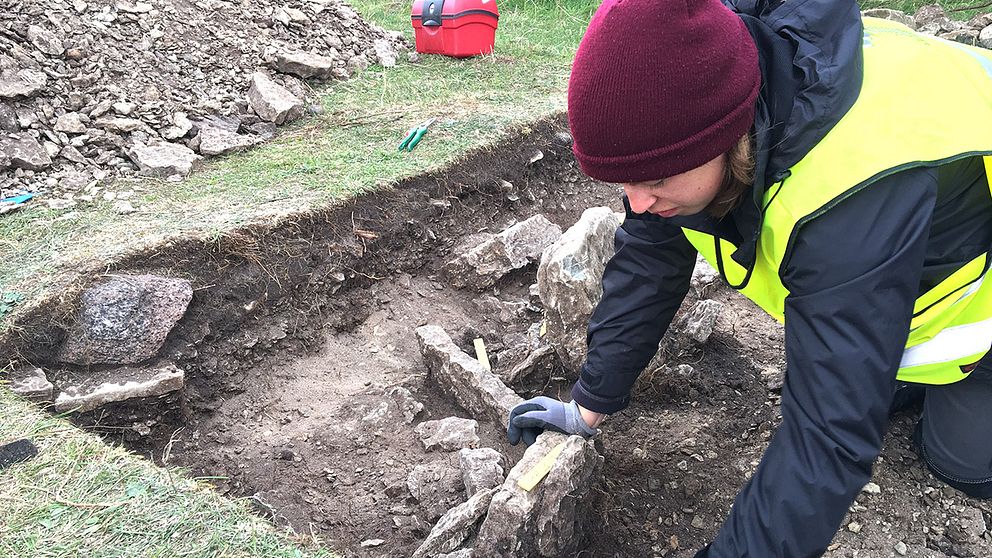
xmin=504 ymin=0 xmax=992 ymax=556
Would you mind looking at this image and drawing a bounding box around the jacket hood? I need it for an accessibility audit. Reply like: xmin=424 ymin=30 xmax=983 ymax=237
xmin=678 ymin=0 xmax=864 ymax=270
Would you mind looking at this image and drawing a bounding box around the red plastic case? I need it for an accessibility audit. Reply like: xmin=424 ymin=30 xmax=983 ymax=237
xmin=411 ymin=0 xmax=499 ymax=58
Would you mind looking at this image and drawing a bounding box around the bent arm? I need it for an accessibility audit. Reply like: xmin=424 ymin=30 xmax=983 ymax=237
xmin=572 ymin=199 xmax=697 ymax=414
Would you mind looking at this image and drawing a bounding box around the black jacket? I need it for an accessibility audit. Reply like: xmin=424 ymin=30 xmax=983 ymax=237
xmin=570 ymin=1 xmax=992 ymax=556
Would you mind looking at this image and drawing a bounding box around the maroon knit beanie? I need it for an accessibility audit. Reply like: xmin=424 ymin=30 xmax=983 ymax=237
xmin=568 ymin=0 xmax=760 ymax=183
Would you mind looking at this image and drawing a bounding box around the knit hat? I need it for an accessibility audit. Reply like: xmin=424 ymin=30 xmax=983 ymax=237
xmin=568 ymin=0 xmax=760 ymax=183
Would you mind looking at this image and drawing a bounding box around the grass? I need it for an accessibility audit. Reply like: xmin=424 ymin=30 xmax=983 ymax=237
xmin=0 ymin=387 xmax=334 ymax=558
xmin=0 ymin=0 xmax=598 ymax=319
xmin=0 ymin=0 xmax=988 ymax=556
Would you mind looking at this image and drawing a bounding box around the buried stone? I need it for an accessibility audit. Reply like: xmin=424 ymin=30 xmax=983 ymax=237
xmin=415 ymin=417 xmax=481 ymax=452
xmin=460 ymin=447 xmax=506 ymax=497
xmin=475 ymin=432 xmax=604 ymax=557
xmin=412 ymin=487 xmax=497 ymax=558
xmin=57 ymin=275 xmax=193 ymax=365
xmin=10 ymin=367 xmax=54 ymax=401
xmin=52 ymin=360 xmax=185 ymax=413
xmin=445 ymin=214 xmax=563 ymax=290
xmin=676 ymin=299 xmax=725 ymax=345
xmin=416 ymin=325 xmax=523 ymax=425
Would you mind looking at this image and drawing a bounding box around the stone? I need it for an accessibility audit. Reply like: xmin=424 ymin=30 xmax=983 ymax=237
xmin=438 ymin=551 xmax=473 ymax=558
xmin=247 ymin=72 xmax=304 ymax=125
xmin=374 ymin=39 xmax=397 ymax=67
xmin=760 ymin=365 xmax=785 ymax=392
xmin=189 ymin=121 xmax=259 ymax=156
xmin=676 ymin=299 xmax=724 ymax=345
xmin=0 ymin=69 xmax=47 ymax=99
xmin=407 ymin=455 xmax=467 ymax=522
xmin=28 ymin=25 xmax=65 ymax=56
xmin=272 ymin=50 xmax=337 ymax=79
xmin=475 ymin=433 xmax=604 ymax=557
xmin=415 ymin=417 xmax=480 ymax=452
xmin=388 ymin=386 xmax=424 ymax=423
xmin=862 ymin=8 xmax=917 ymax=29
xmin=446 ymin=215 xmax=563 ymax=290
xmin=59 ymin=145 xmax=88 ymax=164
xmin=500 ymin=345 xmax=556 ymax=386
xmin=10 ymin=367 xmax=54 ymax=401
xmin=861 ymin=482 xmax=881 ymax=495
xmin=359 ymin=539 xmax=385 ymax=548
xmin=980 ymin=25 xmax=992 ymax=50
xmin=459 ymin=448 xmax=506 ymax=497
xmin=847 ymin=521 xmax=862 ymax=533
xmin=54 ymin=112 xmax=88 ymax=134
xmin=412 ymin=487 xmax=496 ymax=558
xmin=347 ymin=54 xmax=370 ymax=73
xmin=948 ymin=506 xmax=986 ymax=545
xmin=53 ymin=360 xmax=185 ymax=413
xmin=537 ymin=207 xmax=622 ymax=375
xmin=939 ymin=29 xmax=979 ymax=46
xmin=0 ymin=103 xmax=18 ymax=131
xmin=895 ymin=541 xmax=908 ymax=556
xmin=160 ymin=112 xmax=193 ymax=141
xmin=914 ymin=4 xmax=958 ymax=35
xmin=57 ymin=275 xmax=193 ymax=365
xmin=416 ymin=325 xmax=523 ymax=425
xmin=126 ymin=140 xmax=200 ymax=178
xmin=245 ymin=121 xmax=277 ymax=141
xmin=691 ymin=254 xmax=720 ymax=294
xmin=95 ymin=116 xmax=146 ymax=133
xmin=1 ymin=134 xmax=53 ymax=171
xmin=113 ymin=102 xmax=136 ymax=115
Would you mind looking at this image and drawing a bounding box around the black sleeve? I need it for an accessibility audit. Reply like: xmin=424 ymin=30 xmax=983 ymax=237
xmin=571 ymin=197 xmax=697 ymax=414
xmin=700 ymin=167 xmax=937 ymax=557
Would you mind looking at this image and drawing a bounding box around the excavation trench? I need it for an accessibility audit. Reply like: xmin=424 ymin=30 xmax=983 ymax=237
xmin=6 ymin=117 xmax=790 ymax=557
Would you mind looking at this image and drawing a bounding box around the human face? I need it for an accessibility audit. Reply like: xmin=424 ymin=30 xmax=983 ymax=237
xmin=622 ymin=153 xmax=727 ymax=218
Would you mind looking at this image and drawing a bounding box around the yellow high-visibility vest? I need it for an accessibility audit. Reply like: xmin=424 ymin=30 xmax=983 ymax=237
xmin=684 ymin=18 xmax=992 ymax=384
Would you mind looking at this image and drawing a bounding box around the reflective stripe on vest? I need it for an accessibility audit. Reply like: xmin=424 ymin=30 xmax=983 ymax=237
xmin=683 ymin=18 xmax=992 ymax=385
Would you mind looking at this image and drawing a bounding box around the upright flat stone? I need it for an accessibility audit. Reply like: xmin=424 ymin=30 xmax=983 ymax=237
xmin=537 ymin=207 xmax=621 ymax=375
xmin=446 ymin=215 xmax=563 ymax=290
xmin=53 ymin=360 xmax=185 ymax=413
xmin=677 ymin=299 xmax=724 ymax=345
xmin=459 ymin=447 xmax=506 ymax=497
xmin=57 ymin=275 xmax=193 ymax=365
xmin=126 ymin=140 xmax=200 ymax=178
xmin=247 ymin=72 xmax=304 ymax=125
xmin=475 ymin=433 xmax=603 ymax=557
xmin=416 ymin=325 xmax=523 ymax=425
xmin=412 ymin=487 xmax=496 ymax=558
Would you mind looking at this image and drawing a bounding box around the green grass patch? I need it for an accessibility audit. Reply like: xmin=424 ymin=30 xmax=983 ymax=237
xmin=0 ymin=387 xmax=333 ymax=558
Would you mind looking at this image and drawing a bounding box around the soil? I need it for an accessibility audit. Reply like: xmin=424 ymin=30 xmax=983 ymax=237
xmin=8 ymin=118 xmax=992 ymax=557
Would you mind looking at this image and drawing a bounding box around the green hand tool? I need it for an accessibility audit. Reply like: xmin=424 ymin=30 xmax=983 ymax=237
xmin=398 ymin=118 xmax=436 ymax=152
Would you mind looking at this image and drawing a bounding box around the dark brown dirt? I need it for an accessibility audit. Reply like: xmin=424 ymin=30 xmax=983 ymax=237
xmin=9 ymin=116 xmax=992 ymax=558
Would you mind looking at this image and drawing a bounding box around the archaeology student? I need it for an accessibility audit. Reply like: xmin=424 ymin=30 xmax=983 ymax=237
xmin=504 ymin=0 xmax=992 ymax=555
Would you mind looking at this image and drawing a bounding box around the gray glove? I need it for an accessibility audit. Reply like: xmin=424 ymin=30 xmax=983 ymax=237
xmin=506 ymin=396 xmax=598 ymax=446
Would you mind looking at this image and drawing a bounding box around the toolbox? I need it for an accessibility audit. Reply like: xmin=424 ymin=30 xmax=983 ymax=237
xmin=411 ymin=0 xmax=499 ymax=58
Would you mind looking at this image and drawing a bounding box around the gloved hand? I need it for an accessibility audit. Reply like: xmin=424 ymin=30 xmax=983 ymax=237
xmin=506 ymin=396 xmax=599 ymax=446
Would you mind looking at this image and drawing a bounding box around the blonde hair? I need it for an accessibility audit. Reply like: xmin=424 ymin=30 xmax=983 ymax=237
xmin=706 ymin=133 xmax=755 ymax=219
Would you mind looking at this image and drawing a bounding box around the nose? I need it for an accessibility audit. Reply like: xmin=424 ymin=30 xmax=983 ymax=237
xmin=624 ymin=185 xmax=656 ymax=214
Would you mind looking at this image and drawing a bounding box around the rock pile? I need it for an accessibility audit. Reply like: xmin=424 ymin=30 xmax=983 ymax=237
xmin=0 ymin=0 xmax=406 ymax=202
xmin=864 ymin=5 xmax=992 ymax=48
